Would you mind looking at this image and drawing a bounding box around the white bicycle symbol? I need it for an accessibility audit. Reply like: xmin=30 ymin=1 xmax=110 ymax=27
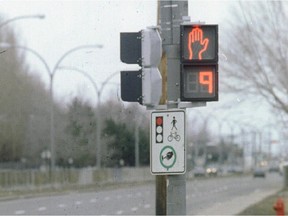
xmin=167 ymin=132 xmax=181 ymax=142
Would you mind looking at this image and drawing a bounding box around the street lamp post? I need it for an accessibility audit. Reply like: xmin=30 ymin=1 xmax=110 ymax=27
xmin=58 ymin=66 xmax=118 ymax=168
xmin=0 ymin=43 xmax=102 ymax=172
xmin=134 ymin=112 xmax=149 ymax=168
xmin=49 ymin=45 xmax=102 ymax=170
xmin=0 ymin=14 xmax=45 ymax=28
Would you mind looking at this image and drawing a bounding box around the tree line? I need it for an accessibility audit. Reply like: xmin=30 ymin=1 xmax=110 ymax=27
xmin=0 ymin=22 xmax=151 ymax=168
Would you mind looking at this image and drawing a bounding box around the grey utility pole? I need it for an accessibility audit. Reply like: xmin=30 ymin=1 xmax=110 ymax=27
xmin=157 ymin=0 xmax=188 ymax=215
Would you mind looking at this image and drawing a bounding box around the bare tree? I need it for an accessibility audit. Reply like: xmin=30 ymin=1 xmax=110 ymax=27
xmin=221 ymin=2 xmax=288 ymax=116
xmin=0 ymin=20 xmax=51 ymax=165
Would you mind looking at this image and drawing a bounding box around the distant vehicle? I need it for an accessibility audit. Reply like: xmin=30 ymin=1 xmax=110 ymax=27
xmin=279 ymin=161 xmax=288 ymax=175
xmin=206 ymin=166 xmax=218 ymax=177
xmin=253 ymin=167 xmax=266 ymax=178
xmin=268 ymin=164 xmax=279 ymax=172
xmin=193 ymin=166 xmax=206 ymax=177
xmin=227 ymin=166 xmax=243 ymax=174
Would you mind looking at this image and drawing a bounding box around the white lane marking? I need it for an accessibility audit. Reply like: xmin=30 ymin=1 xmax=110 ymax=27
xmin=38 ymin=206 xmax=47 ymax=211
xmin=131 ymin=207 xmax=138 ymax=212
xmin=75 ymin=201 xmax=82 ymax=205
xmin=144 ymin=204 xmax=151 ymax=209
xmin=104 ymin=196 xmax=110 ymax=201
xmin=14 ymin=210 xmax=25 ymax=215
xmin=90 ymin=198 xmax=97 ymax=203
xmin=58 ymin=204 xmax=66 ymax=208
xmin=116 ymin=210 xmax=123 ymax=214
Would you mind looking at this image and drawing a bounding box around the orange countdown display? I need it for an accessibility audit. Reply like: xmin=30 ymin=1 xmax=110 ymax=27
xmin=199 ymin=71 xmax=213 ymax=93
xmin=181 ymin=65 xmax=218 ymax=101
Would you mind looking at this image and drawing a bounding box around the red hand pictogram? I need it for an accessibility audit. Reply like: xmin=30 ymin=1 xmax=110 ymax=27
xmin=188 ymin=27 xmax=209 ymax=60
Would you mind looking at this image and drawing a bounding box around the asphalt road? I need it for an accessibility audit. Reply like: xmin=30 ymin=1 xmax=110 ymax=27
xmin=187 ymin=173 xmax=282 ymax=215
xmin=0 ymin=173 xmax=282 ymax=215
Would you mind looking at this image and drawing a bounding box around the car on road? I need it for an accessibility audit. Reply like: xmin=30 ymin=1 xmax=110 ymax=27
xmin=206 ymin=166 xmax=218 ymax=177
xmin=227 ymin=166 xmax=244 ymax=174
xmin=253 ymin=167 xmax=266 ymax=178
xmin=268 ymin=164 xmax=279 ymax=173
xmin=193 ymin=166 xmax=206 ymax=177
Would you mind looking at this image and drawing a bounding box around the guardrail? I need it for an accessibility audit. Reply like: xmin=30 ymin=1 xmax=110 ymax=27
xmin=0 ymin=167 xmax=153 ymax=190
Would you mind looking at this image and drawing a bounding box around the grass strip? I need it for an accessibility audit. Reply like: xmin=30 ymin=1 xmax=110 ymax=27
xmin=238 ymin=190 xmax=288 ymax=215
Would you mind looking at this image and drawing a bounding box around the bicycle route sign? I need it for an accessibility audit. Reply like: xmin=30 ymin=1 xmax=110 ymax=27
xmin=150 ymin=109 xmax=186 ymax=175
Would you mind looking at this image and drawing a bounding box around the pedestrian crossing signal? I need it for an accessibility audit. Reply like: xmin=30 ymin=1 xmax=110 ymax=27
xmin=180 ymin=24 xmax=218 ymax=102
xmin=181 ymin=25 xmax=218 ymax=63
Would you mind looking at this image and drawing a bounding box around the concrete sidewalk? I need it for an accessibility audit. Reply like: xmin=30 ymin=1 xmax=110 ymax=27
xmin=192 ymin=188 xmax=281 ymax=215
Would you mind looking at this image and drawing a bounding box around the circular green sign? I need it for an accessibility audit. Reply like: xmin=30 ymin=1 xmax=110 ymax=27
xmin=160 ymin=146 xmax=176 ymax=171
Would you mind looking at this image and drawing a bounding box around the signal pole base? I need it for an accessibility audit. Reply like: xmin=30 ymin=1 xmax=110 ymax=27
xmin=167 ymin=174 xmax=186 ymax=215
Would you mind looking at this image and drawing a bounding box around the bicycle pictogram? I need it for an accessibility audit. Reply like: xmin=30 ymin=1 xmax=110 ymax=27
xmin=167 ymin=131 xmax=181 ymax=142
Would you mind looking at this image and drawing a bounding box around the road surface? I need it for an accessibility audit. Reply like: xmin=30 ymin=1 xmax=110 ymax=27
xmin=0 ymin=173 xmax=282 ymax=215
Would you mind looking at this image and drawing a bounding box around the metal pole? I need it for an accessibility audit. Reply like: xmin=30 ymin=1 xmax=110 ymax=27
xmin=253 ymin=131 xmax=257 ymax=167
xmin=50 ymin=74 xmax=55 ymax=173
xmin=158 ymin=0 xmax=188 ymax=215
xmin=241 ymin=129 xmax=245 ymax=170
xmin=268 ymin=129 xmax=271 ymax=162
xmin=95 ymin=71 xmax=118 ymax=168
xmin=167 ymin=175 xmax=186 ymax=215
xmin=58 ymin=66 xmax=100 ymax=168
xmin=0 ymin=14 xmax=45 ymax=28
xmin=156 ymin=1 xmax=167 ymax=215
xmin=135 ymin=121 xmax=140 ymax=167
xmin=58 ymin=67 xmax=118 ymax=169
xmin=0 ymin=44 xmax=102 ymax=171
xmin=156 ymin=175 xmax=167 ymax=215
xmin=51 ymin=45 xmax=102 ymax=169
xmin=96 ymin=93 xmax=102 ymax=168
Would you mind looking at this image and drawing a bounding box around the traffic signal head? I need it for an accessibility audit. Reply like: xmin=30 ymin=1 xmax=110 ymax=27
xmin=120 ymin=68 xmax=162 ymax=106
xmin=180 ymin=24 xmax=218 ymax=63
xmin=120 ymin=27 xmax=162 ymax=107
xmin=120 ymin=32 xmax=142 ymax=65
xmin=180 ymin=24 xmax=218 ymax=102
xmin=120 ymin=27 xmax=162 ymax=67
xmin=120 ymin=70 xmax=142 ymax=104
